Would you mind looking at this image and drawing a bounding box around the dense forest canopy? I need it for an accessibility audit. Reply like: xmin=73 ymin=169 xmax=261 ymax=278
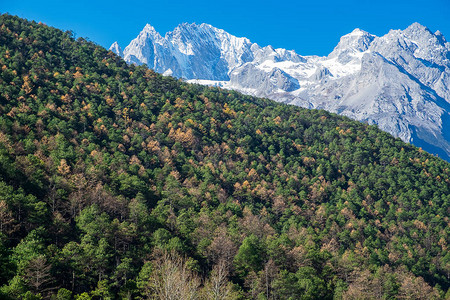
xmin=0 ymin=14 xmax=449 ymax=299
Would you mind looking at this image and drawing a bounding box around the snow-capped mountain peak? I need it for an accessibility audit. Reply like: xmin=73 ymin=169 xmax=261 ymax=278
xmin=328 ymin=28 xmax=375 ymax=61
xmin=404 ymin=22 xmax=432 ymax=35
xmin=138 ymin=23 xmax=165 ymax=44
xmin=142 ymin=23 xmax=158 ymax=34
xmin=109 ymin=41 xmax=122 ymax=57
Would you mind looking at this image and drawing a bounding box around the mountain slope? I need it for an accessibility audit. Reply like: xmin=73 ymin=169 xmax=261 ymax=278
xmin=1 ymin=14 xmax=449 ymax=299
xmin=112 ymin=22 xmax=450 ymax=161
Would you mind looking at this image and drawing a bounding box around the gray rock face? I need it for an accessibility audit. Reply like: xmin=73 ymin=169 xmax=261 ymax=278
xmin=229 ymin=64 xmax=300 ymax=97
xmin=309 ymin=67 xmax=332 ymax=82
xmin=111 ymin=23 xmax=450 ymax=161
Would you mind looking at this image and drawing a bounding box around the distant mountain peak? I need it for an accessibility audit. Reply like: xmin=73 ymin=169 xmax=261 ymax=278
xmin=139 ymin=23 xmax=165 ymax=43
xmin=435 ymin=30 xmax=447 ymax=44
xmin=143 ymin=23 xmax=158 ymax=33
xmin=328 ymin=28 xmax=375 ymax=59
xmin=109 ymin=41 xmax=122 ymax=57
xmin=406 ymin=22 xmax=430 ymax=32
xmin=348 ymin=28 xmax=370 ymax=36
xmin=403 ymin=22 xmax=435 ymax=41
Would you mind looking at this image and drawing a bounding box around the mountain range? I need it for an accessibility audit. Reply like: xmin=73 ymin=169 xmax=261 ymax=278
xmin=111 ymin=22 xmax=450 ymax=161
xmin=1 ymin=14 xmax=449 ymax=298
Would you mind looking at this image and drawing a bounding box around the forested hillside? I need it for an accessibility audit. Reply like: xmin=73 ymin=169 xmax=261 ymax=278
xmin=0 ymin=14 xmax=449 ymax=299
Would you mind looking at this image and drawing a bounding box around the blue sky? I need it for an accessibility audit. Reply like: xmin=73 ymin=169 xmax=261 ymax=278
xmin=2 ymin=0 xmax=450 ymax=56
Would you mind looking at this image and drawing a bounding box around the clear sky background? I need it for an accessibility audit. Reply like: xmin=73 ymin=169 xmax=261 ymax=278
xmin=2 ymin=0 xmax=450 ymax=56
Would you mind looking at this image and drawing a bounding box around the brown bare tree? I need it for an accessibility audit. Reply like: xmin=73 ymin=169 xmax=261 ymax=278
xmin=0 ymin=200 xmax=15 ymax=235
xmin=202 ymin=260 xmax=235 ymax=300
xmin=24 ymin=255 xmax=54 ymax=297
xmin=149 ymin=251 xmax=200 ymax=300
